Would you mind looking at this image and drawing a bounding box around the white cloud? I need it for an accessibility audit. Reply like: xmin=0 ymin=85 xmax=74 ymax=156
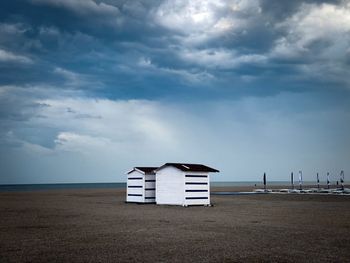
xmin=153 ymin=0 xmax=260 ymax=46
xmin=39 ymin=26 xmax=61 ymax=36
xmin=0 ymin=23 xmax=29 ymax=35
xmin=272 ymin=3 xmax=350 ymax=60
xmin=54 ymin=132 xmax=111 ymax=153
xmin=154 ymin=0 xmax=219 ymax=33
xmin=35 ymin=97 xmax=177 ymax=149
xmin=134 ymin=56 xmax=215 ymax=83
xmin=0 ymin=49 xmax=33 ymax=64
xmin=268 ymin=3 xmax=350 ymax=86
xmin=53 ymin=66 xmax=104 ymax=89
xmin=158 ymin=66 xmax=215 ymax=83
xmin=179 ymin=48 xmax=266 ymax=69
xmin=31 ymin=0 xmax=120 ymax=17
xmin=53 ymin=67 xmax=83 ymax=87
xmin=137 ymin=57 xmax=152 ymax=67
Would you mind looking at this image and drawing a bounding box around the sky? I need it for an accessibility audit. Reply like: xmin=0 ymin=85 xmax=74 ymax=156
xmin=0 ymin=0 xmax=350 ymax=184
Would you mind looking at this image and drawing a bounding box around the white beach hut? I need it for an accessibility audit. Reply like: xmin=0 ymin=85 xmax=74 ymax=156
xmin=126 ymin=167 xmax=157 ymax=203
xmin=155 ymin=163 xmax=219 ymax=206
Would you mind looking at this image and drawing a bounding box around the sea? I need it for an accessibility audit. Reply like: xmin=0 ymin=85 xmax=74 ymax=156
xmin=0 ymin=181 xmax=319 ymax=192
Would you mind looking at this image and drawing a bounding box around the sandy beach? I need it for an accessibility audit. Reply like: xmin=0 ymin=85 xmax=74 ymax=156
xmin=1 ymin=187 xmax=350 ymax=262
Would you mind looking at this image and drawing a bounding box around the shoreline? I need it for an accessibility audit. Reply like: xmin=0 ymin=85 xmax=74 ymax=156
xmin=1 ymin=182 xmax=348 ymax=193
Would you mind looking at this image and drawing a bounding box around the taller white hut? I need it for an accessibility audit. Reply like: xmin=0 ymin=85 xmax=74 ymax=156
xmin=155 ymin=163 xmax=219 ymax=206
xmin=126 ymin=167 xmax=157 ymax=203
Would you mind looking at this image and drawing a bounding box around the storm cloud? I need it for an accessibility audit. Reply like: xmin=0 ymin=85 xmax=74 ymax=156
xmin=0 ymin=0 xmax=349 ymax=183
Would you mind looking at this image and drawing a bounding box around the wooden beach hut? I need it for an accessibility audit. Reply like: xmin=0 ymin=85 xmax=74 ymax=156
xmin=126 ymin=167 xmax=157 ymax=203
xmin=155 ymin=163 xmax=219 ymax=206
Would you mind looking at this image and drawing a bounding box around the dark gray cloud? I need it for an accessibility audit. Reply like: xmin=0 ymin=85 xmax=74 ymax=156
xmin=0 ymin=0 xmax=349 ymax=103
xmin=0 ymin=0 xmax=348 ymax=98
xmin=259 ymin=0 xmax=344 ymax=20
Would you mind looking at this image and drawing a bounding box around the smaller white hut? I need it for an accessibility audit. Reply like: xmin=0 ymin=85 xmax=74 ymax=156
xmin=126 ymin=167 xmax=157 ymax=203
xmin=155 ymin=163 xmax=219 ymax=206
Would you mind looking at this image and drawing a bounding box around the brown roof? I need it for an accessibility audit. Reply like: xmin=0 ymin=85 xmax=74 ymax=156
xmin=128 ymin=167 xmax=158 ymax=174
xmin=158 ymin=163 xmax=219 ymax=173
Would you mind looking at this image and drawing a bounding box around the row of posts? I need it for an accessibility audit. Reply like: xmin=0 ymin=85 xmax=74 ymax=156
xmin=263 ymin=170 xmax=345 ymax=190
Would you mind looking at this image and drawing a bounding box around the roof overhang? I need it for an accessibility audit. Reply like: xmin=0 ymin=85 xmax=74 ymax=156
xmin=126 ymin=167 xmax=145 ymax=175
xmin=155 ymin=163 xmax=219 ymax=173
xmin=126 ymin=167 xmax=158 ymax=175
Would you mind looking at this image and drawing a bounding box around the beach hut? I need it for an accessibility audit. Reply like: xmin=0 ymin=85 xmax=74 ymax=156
xmin=126 ymin=167 xmax=158 ymax=203
xmin=155 ymin=163 xmax=219 ymax=206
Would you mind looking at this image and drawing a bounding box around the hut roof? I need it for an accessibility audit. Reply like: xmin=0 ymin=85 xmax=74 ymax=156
xmin=127 ymin=167 xmax=158 ymax=174
xmin=157 ymin=163 xmax=219 ymax=173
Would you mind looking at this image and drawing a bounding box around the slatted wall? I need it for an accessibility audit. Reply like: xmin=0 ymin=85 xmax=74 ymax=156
xmin=144 ymin=174 xmax=156 ymax=203
xmin=126 ymin=170 xmax=144 ymax=203
xmin=184 ymin=173 xmax=210 ymax=206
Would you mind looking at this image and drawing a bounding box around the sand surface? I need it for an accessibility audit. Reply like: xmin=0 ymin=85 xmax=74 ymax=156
xmin=1 ymin=187 xmax=350 ymax=262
